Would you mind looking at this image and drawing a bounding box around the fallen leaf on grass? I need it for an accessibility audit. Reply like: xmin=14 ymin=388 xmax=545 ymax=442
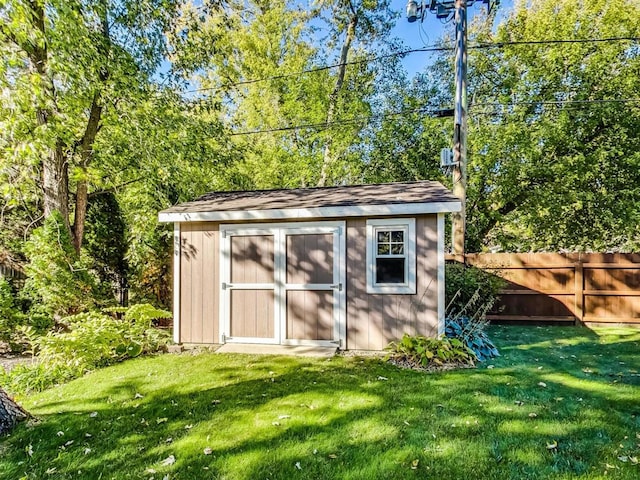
xmin=161 ymin=455 xmax=175 ymax=466
xmin=45 ymin=468 xmax=57 ymax=474
xmin=203 ymin=447 xmax=212 ymax=455
xmin=295 ymin=462 xmax=302 ymax=470
xmin=278 ymin=415 xmax=291 ymax=419
xmin=272 ymin=422 xmax=280 ymax=426
xmin=84 ymin=448 xmax=91 ymax=455
xmin=529 ymin=413 xmax=538 ymax=418
xmin=538 ymin=382 xmax=547 ymax=388
xmin=89 ymin=412 xmax=98 ymax=418
xmin=156 ymin=418 xmax=168 ymax=424
xmin=618 ymin=456 xmax=629 ymax=463
xmin=546 ymin=441 xmax=558 ymax=450
xmin=377 ymin=376 xmax=388 ymax=381
xmin=328 ymin=454 xmax=338 ymax=459
xmin=26 ymin=444 xmax=33 ymax=457
xmin=56 ymin=431 xmax=64 ymax=437
xmin=134 ymin=393 xmax=144 ymax=399
xmin=630 ymin=456 xmax=638 ymax=465
xmin=411 ymin=459 xmax=419 ymax=470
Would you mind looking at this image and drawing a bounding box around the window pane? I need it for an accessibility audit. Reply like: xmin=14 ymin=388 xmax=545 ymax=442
xmin=391 ymin=231 xmax=404 ymax=242
xmin=391 ymin=244 xmax=404 ymax=255
xmin=377 ymin=231 xmax=390 ymax=243
xmin=377 ymin=243 xmax=390 ymax=255
xmin=376 ymin=258 xmax=405 ymax=284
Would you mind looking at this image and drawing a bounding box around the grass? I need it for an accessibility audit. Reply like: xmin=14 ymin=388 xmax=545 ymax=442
xmin=1 ymin=325 xmax=640 ymax=479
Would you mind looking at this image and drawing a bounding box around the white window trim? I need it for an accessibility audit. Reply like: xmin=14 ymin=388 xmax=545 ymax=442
xmin=366 ymin=218 xmax=416 ymax=294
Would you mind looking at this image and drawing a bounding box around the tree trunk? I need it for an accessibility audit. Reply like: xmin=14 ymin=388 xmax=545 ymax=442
xmin=72 ymin=92 xmax=103 ymax=253
xmin=0 ymin=387 xmax=29 ymax=435
xmin=317 ymin=11 xmax=358 ymax=187
xmin=43 ymin=142 xmax=71 ymax=231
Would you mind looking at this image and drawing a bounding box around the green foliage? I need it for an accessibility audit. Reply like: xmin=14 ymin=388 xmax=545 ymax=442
xmin=22 ymin=212 xmax=96 ymax=318
xmin=385 ymin=334 xmax=476 ymax=369
xmin=0 ymin=304 xmax=171 ymax=394
xmin=445 ymin=262 xmax=504 ymax=314
xmin=83 ymin=192 xmax=128 ymax=300
xmin=463 ymin=0 xmax=640 ymax=251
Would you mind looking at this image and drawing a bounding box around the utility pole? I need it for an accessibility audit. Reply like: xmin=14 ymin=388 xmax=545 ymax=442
xmin=451 ymin=0 xmax=467 ymax=255
xmin=406 ymin=0 xmax=497 ymax=255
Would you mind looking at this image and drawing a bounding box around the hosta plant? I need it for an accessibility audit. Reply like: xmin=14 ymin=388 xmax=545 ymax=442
xmin=385 ymin=334 xmax=476 ymax=370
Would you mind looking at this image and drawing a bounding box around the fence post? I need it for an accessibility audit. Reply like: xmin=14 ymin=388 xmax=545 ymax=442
xmin=574 ymin=260 xmax=584 ymax=325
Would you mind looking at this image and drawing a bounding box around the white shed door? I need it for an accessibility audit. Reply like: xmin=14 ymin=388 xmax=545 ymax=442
xmin=220 ymin=222 xmax=346 ymax=347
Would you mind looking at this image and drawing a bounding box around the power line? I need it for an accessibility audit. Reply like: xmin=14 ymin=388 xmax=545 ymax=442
xmin=227 ymin=97 xmax=640 ymax=136
xmin=183 ymin=36 xmax=640 ymax=95
xmin=228 ymin=104 xmax=443 ymax=136
xmin=185 ymin=46 xmax=453 ymax=94
xmin=472 ymin=98 xmax=640 ymax=108
xmin=472 ymin=36 xmax=640 ymax=49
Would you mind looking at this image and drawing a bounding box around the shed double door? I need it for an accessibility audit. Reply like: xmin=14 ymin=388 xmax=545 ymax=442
xmin=220 ymin=222 xmax=346 ymax=347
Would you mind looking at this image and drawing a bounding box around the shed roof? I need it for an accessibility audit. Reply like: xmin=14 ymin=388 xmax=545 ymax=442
xmin=158 ymin=180 xmax=461 ymax=223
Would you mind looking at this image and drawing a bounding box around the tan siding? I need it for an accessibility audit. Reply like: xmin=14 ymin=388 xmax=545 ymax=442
xmin=286 ymin=234 xmax=333 ymax=284
xmin=180 ymin=223 xmax=192 ymax=343
xmin=230 ymin=290 xmax=274 ymax=338
xmin=229 ymin=234 xmax=275 ymax=339
xmin=345 ymin=215 xmax=439 ymax=350
xmin=286 ymin=290 xmax=333 ymax=340
xmin=179 ymin=222 xmax=219 ymax=343
xmin=231 ymin=235 xmax=274 ymax=283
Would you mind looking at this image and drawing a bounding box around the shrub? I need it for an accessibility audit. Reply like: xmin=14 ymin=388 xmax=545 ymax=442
xmin=385 ymin=334 xmax=476 ymax=370
xmin=445 ymin=262 xmax=505 ymax=315
xmin=22 ymin=211 xmax=96 ymax=320
xmin=0 ymin=304 xmax=172 ymax=394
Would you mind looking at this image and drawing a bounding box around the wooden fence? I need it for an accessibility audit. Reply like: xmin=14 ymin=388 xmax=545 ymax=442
xmin=447 ymin=253 xmax=640 ymax=326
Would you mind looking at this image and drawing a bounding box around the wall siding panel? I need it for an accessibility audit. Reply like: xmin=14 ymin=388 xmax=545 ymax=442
xmin=179 ymin=222 xmax=219 ymax=343
xmin=345 ymin=215 xmax=440 ymax=350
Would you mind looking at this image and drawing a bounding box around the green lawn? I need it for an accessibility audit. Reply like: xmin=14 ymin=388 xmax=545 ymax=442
xmin=1 ymin=326 xmax=640 ymax=479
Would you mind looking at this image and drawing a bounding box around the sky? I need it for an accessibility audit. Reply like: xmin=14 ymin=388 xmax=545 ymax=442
xmin=389 ymin=0 xmax=515 ymax=77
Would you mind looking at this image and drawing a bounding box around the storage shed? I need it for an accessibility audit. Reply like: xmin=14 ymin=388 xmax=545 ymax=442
xmin=158 ymin=180 xmax=461 ymax=351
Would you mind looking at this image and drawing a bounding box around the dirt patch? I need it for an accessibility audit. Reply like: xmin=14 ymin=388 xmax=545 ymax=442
xmin=0 ymin=354 xmax=34 ymax=373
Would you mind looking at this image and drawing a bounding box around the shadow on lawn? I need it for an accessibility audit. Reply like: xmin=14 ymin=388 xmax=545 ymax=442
xmin=2 ymin=327 xmax=640 ymax=479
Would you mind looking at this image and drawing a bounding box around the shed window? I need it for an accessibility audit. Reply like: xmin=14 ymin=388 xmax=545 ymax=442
xmin=366 ymin=219 xmax=416 ymax=294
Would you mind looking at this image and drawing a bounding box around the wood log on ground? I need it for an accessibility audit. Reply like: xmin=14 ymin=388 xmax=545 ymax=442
xmin=0 ymin=387 xmax=29 ymax=435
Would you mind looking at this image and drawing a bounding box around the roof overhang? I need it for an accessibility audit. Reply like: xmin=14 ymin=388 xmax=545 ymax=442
xmin=158 ymin=200 xmax=461 ymax=223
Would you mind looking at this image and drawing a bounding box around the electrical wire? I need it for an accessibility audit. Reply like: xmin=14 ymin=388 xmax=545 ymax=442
xmin=472 ymin=98 xmax=640 ymax=108
xmin=184 ymin=45 xmax=453 ymax=94
xmin=183 ymin=36 xmax=640 ymax=95
xmin=227 ymin=97 xmax=640 ymax=136
xmin=228 ymin=104 xmax=441 ymax=136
